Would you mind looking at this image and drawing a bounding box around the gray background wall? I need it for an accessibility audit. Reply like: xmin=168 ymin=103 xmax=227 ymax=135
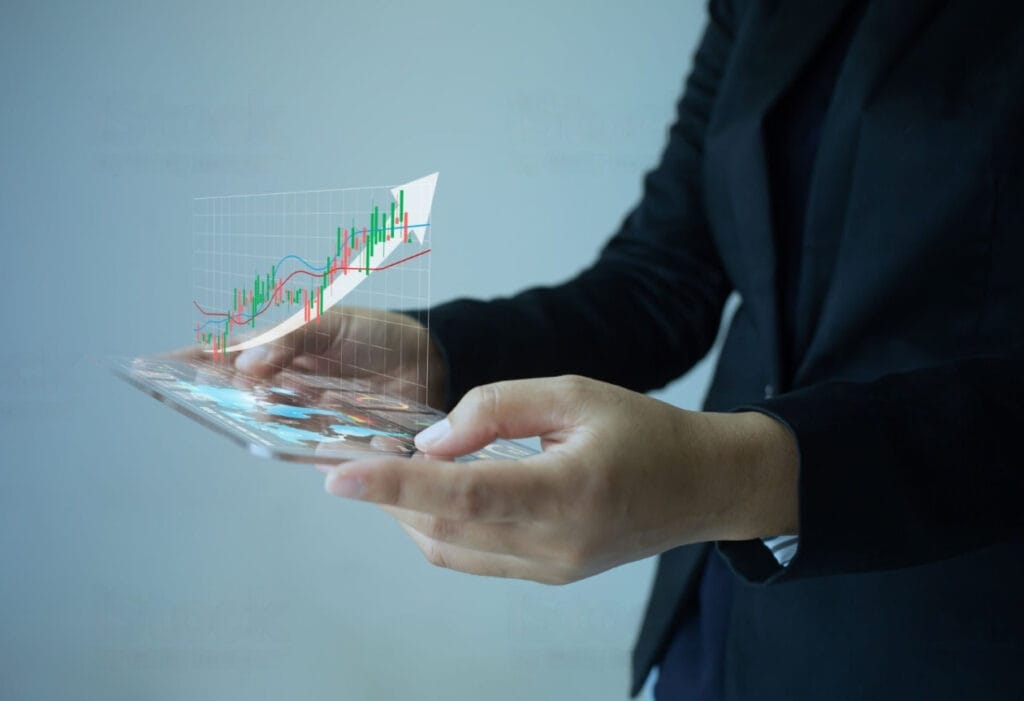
xmin=0 ymin=2 xmax=721 ymax=699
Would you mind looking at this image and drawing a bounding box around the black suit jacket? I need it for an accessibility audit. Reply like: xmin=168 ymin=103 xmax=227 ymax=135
xmin=426 ymin=0 xmax=1024 ymax=698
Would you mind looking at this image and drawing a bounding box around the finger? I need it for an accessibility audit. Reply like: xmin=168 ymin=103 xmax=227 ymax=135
xmin=233 ymin=307 xmax=363 ymax=377
xmin=414 ymin=376 xmax=587 ymax=456
xmin=396 ymin=521 xmax=566 ymax=583
xmin=381 ymin=504 xmax=536 ymax=557
xmin=235 ymin=338 xmax=307 ymax=377
xmin=162 ymin=332 xmax=260 ymax=366
xmin=234 ymin=306 xmax=349 ymax=375
xmin=160 ymin=344 xmax=241 ymax=367
xmin=323 ymin=456 xmax=554 ymax=521
xmin=292 ymin=354 xmax=320 ymax=373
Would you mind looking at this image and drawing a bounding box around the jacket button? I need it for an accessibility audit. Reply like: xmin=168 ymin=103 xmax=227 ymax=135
xmin=764 ymin=384 xmax=775 ymax=399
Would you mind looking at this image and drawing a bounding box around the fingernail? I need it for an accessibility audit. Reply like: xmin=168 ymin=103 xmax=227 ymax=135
xmin=415 ymin=418 xmax=451 ymax=450
xmin=325 ymin=471 xmax=364 ymax=499
xmin=237 ymin=345 xmax=270 ymax=369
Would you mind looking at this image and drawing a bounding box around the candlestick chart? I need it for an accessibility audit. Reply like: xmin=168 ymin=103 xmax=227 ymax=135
xmin=191 ymin=173 xmax=436 ymax=366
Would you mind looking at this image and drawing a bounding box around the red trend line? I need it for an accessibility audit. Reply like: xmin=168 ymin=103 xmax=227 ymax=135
xmin=192 ymin=248 xmax=432 ymax=325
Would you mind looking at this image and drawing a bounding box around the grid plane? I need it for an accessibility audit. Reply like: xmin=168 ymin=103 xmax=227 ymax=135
xmin=192 ymin=175 xmax=436 ymax=404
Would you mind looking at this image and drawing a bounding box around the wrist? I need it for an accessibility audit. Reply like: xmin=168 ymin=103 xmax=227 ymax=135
xmin=708 ymin=411 xmax=799 ymax=541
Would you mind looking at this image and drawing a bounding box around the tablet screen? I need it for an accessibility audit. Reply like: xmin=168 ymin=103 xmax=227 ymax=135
xmin=111 ymin=355 xmax=537 ymax=464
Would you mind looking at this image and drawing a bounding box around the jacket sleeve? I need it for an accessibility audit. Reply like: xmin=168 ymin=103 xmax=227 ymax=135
xmin=718 ymin=347 xmax=1024 ymax=583
xmin=423 ymin=1 xmax=740 ymax=408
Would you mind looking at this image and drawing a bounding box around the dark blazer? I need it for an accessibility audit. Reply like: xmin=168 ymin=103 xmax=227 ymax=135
xmin=427 ymin=0 xmax=1024 ymax=698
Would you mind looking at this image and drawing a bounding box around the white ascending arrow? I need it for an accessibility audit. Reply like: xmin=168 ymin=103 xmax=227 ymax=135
xmin=216 ymin=172 xmax=438 ymax=354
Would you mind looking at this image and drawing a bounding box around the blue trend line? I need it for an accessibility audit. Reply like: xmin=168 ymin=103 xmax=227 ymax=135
xmin=194 ymin=223 xmax=430 ymax=334
xmin=262 ymin=223 xmax=430 ymax=274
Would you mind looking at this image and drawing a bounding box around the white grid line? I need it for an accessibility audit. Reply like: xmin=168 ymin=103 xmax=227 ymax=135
xmin=192 ymin=180 xmax=434 ymax=404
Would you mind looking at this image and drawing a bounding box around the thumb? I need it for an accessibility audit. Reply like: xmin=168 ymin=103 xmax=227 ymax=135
xmin=235 ymin=338 xmax=303 ymax=376
xmin=414 ymin=377 xmax=580 ymax=456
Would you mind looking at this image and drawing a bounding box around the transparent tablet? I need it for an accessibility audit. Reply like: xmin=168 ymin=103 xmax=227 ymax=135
xmin=110 ymin=355 xmax=538 ymax=464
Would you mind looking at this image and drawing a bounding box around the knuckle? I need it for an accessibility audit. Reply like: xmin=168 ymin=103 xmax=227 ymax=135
xmin=423 ymin=541 xmax=451 ymax=570
xmin=381 ymin=471 xmax=404 ymax=507
xmin=454 ymin=479 xmax=490 ymax=520
xmin=553 ymin=375 xmax=596 ymax=423
xmin=558 ymin=374 xmax=590 ymax=397
xmin=469 ymin=382 xmax=502 ymax=421
xmin=427 ymin=516 xmax=460 ymax=542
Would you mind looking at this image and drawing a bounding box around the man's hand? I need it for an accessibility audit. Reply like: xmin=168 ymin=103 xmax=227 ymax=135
xmin=320 ymin=375 xmax=799 ymax=584
xmin=176 ymin=307 xmax=446 ymax=408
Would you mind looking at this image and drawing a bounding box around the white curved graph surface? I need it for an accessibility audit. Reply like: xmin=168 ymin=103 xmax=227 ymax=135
xmin=214 ymin=172 xmax=437 ymax=354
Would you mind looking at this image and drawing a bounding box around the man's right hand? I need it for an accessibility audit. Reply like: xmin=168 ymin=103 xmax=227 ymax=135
xmin=222 ymin=307 xmax=445 ymax=408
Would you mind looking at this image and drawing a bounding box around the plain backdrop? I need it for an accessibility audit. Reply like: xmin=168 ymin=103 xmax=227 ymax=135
xmin=0 ymin=1 xmax=727 ymax=699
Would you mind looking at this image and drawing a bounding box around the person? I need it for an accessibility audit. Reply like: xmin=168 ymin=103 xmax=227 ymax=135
xmin=227 ymin=1 xmax=1024 ymax=698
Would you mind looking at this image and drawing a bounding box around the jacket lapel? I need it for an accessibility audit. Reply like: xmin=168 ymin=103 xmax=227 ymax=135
xmin=715 ymin=0 xmax=853 ymax=391
xmin=794 ymin=0 xmax=946 ymax=380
